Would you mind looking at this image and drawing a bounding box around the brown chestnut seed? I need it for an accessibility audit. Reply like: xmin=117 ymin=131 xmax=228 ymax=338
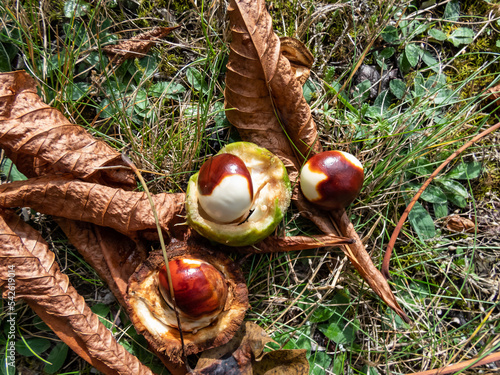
xmin=197 ymin=153 xmax=254 ymax=223
xmin=300 ymin=150 xmax=364 ymax=210
xmin=158 ymin=258 xmax=228 ymax=319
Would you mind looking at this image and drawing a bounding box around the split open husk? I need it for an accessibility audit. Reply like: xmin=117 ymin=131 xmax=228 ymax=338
xmin=126 ymin=240 xmax=249 ymax=363
xmin=185 ymin=142 xmax=291 ymax=247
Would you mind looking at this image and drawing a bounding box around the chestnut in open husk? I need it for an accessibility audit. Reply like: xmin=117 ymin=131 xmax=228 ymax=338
xmin=185 ymin=142 xmax=291 ymax=247
xmin=127 ymin=241 xmax=249 ymax=363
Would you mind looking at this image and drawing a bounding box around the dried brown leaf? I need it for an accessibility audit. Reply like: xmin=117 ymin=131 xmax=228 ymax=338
xmin=225 ymin=0 xmax=321 ymax=172
xmin=332 ymin=210 xmax=410 ymax=322
xmin=57 ymin=220 xmax=145 ymax=306
xmin=225 ymin=0 xmax=409 ymax=322
xmin=0 ymin=175 xmax=187 ymax=239
xmin=444 ymin=214 xmax=475 ymax=233
xmin=236 ymin=234 xmax=354 ymax=254
xmin=280 ymin=37 xmax=314 ymax=86
xmin=0 ymin=71 xmax=135 ymax=188
xmin=0 ymin=209 xmax=153 ymax=375
xmin=190 ymin=321 xmax=307 ymax=375
xmin=103 ymin=27 xmax=179 ymax=65
xmin=253 ymin=349 xmax=309 ymax=375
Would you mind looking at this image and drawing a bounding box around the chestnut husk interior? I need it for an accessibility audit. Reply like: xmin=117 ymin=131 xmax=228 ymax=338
xmin=126 ymin=240 xmax=249 ymax=363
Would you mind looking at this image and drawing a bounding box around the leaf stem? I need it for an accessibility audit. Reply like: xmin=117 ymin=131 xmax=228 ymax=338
xmin=120 ymin=153 xmax=189 ymax=368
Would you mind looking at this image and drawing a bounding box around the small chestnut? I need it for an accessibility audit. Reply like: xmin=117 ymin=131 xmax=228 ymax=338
xmin=300 ymin=150 xmax=364 ymax=210
xmin=158 ymin=258 xmax=228 ymax=318
xmin=197 ymin=153 xmax=254 ymax=223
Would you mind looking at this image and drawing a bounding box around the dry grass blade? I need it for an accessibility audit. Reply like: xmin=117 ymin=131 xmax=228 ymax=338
xmin=0 ymin=209 xmax=153 ymax=375
xmin=381 ymin=121 xmax=500 ymax=279
xmin=407 ymin=350 xmax=500 ymax=375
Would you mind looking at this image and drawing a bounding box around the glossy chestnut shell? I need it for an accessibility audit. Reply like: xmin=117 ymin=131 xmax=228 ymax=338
xmin=300 ymin=150 xmax=364 ymax=210
xmin=158 ymin=258 xmax=228 ymax=318
xmin=197 ymin=153 xmax=254 ymax=223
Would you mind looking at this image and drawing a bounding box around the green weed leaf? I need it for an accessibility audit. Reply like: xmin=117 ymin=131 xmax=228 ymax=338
xmin=380 ymin=47 xmax=395 ymax=59
xmin=310 ymin=351 xmax=332 ymax=375
xmin=318 ymin=318 xmax=356 ymax=346
xmin=444 ymin=0 xmax=460 ymax=22
xmin=316 ymin=291 xmax=357 ymax=347
xmin=0 ymin=158 xmax=27 ymax=182
xmin=448 ymin=28 xmax=475 ymax=47
xmin=15 ymin=338 xmax=51 ymax=357
xmin=408 ymin=201 xmax=436 ymax=240
xmin=361 ymin=365 xmax=380 ymax=375
xmin=428 ymin=28 xmax=447 ymax=41
xmin=433 ymin=202 xmax=448 ymax=219
xmin=413 ymin=73 xmax=425 ymax=97
xmin=302 ymin=80 xmax=316 ymax=103
xmin=389 ymin=79 xmax=406 ymax=99
xmin=447 ymin=161 xmax=482 ymax=180
xmin=421 ymin=50 xmax=439 ymax=72
xmin=134 ymin=90 xmax=149 ymax=111
xmin=435 ymin=178 xmax=468 ymax=207
xmin=353 ymin=80 xmax=371 ymax=103
xmin=310 ymin=306 xmax=335 ymax=323
xmin=44 ymin=342 xmax=69 ymax=374
xmin=381 ymin=26 xmax=398 ymax=43
xmin=63 ymin=0 xmax=90 ymax=18
xmin=186 ymin=67 xmax=209 ymax=95
xmin=405 ymin=44 xmax=421 ymax=67
xmin=407 ymin=182 xmax=447 ymax=204
xmin=150 ymin=81 xmax=186 ymax=100
xmin=91 ymin=303 xmax=112 ymax=329
xmin=0 ymin=352 xmax=15 ymax=375
xmin=66 ymin=82 xmax=91 ymax=102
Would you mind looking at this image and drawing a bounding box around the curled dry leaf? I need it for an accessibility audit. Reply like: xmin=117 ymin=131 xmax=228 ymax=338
xmin=280 ymin=37 xmax=314 ymax=86
xmin=56 ymin=219 xmax=147 ymax=307
xmin=225 ymin=0 xmax=409 ymax=322
xmin=225 ymin=0 xmax=321 ymax=172
xmin=103 ymin=27 xmax=179 ymax=65
xmin=0 ymin=71 xmax=136 ymax=188
xmin=444 ymin=214 xmax=475 ymax=233
xmin=191 ymin=321 xmax=309 ymax=375
xmin=0 ymin=209 xmax=153 ymax=375
xmin=0 ymin=175 xmax=187 ymax=239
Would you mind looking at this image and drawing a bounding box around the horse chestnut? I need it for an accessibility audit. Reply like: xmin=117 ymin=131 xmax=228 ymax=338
xmin=186 ymin=142 xmax=291 ymax=247
xmin=158 ymin=258 xmax=228 ymax=319
xmin=197 ymin=153 xmax=254 ymax=223
xmin=300 ymin=150 xmax=364 ymax=210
